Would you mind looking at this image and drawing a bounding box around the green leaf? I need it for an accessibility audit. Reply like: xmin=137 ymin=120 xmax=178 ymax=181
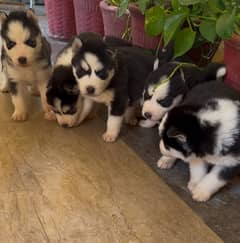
xmin=199 ymin=20 xmax=216 ymax=43
xmin=163 ymin=13 xmax=186 ymax=46
xmin=145 ymin=6 xmax=165 ymax=36
xmin=179 ymin=0 xmax=200 ymax=5
xmin=118 ymin=0 xmax=129 ymax=17
xmin=171 ymin=0 xmax=180 ymax=11
xmin=174 ymin=28 xmax=196 ymax=57
xmin=216 ymin=11 xmax=235 ymax=39
xmin=137 ymin=0 xmax=148 ymax=14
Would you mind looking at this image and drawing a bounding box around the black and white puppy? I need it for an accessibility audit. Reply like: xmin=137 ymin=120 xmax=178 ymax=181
xmin=0 ymin=10 xmax=53 ymax=120
xmin=46 ymin=33 xmax=104 ymax=127
xmin=47 ymin=33 xmax=136 ymax=128
xmin=159 ymin=80 xmax=240 ymax=202
xmin=71 ymin=37 xmax=154 ymax=142
xmin=141 ymin=47 xmax=226 ymax=127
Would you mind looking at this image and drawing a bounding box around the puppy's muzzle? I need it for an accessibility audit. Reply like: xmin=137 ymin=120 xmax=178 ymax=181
xmin=86 ymin=86 xmax=95 ymax=95
xmin=18 ymin=56 xmax=27 ymax=65
xmin=144 ymin=112 xmax=152 ymax=119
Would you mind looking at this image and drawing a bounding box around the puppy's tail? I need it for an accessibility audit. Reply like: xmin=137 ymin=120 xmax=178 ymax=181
xmin=203 ymin=63 xmax=226 ymax=81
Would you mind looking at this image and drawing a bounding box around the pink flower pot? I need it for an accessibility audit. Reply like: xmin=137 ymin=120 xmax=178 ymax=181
xmin=224 ymin=34 xmax=240 ymax=91
xmin=100 ymin=0 xmax=130 ymax=38
xmin=44 ymin=0 xmax=76 ymax=39
xmin=129 ymin=4 xmax=160 ymax=49
xmin=73 ymin=0 xmax=104 ymax=35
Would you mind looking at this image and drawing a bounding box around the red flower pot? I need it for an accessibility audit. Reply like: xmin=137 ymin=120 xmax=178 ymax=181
xmin=73 ymin=0 xmax=104 ymax=35
xmin=129 ymin=4 xmax=160 ymax=49
xmin=224 ymin=34 xmax=240 ymax=91
xmin=44 ymin=0 xmax=76 ymax=39
xmin=100 ymin=0 xmax=130 ymax=38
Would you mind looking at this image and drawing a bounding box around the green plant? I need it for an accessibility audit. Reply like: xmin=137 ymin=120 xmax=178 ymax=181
xmin=118 ymin=0 xmax=240 ymax=58
xmin=107 ymin=0 xmax=121 ymax=6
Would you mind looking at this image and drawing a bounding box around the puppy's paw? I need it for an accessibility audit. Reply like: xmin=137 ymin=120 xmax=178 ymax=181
xmin=44 ymin=111 xmax=56 ymax=121
xmin=102 ymin=132 xmax=118 ymax=143
xmin=139 ymin=119 xmax=157 ymax=128
xmin=12 ymin=111 xmax=27 ymax=121
xmin=125 ymin=117 xmax=138 ymax=126
xmin=187 ymin=180 xmax=198 ymax=193
xmin=0 ymin=85 xmax=9 ymax=92
xmin=191 ymin=185 xmax=211 ymax=202
xmin=157 ymin=156 xmax=175 ymax=169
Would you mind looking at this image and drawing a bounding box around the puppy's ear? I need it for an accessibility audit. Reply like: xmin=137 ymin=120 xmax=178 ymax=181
xmin=0 ymin=11 xmax=7 ymax=24
xmin=26 ymin=8 xmax=38 ymax=22
xmin=157 ymin=40 xmax=175 ymax=65
xmin=72 ymin=37 xmax=83 ymax=53
xmin=167 ymin=126 xmax=186 ymax=143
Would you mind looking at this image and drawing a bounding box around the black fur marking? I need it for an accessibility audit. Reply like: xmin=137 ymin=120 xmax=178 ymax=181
xmin=9 ymin=81 xmax=17 ymax=95
xmin=219 ymin=165 xmax=240 ymax=181
xmin=1 ymin=11 xmax=40 ymax=40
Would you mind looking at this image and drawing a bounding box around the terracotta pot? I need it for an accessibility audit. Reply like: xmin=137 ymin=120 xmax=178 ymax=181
xmin=129 ymin=4 xmax=160 ymax=49
xmin=100 ymin=0 xmax=130 ymax=38
xmin=73 ymin=0 xmax=104 ymax=35
xmin=224 ymin=34 xmax=240 ymax=91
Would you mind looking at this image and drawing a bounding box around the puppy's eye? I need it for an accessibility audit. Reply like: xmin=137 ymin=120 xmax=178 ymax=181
xmin=25 ymin=39 xmax=36 ymax=48
xmin=6 ymin=40 xmax=16 ymax=50
xmin=76 ymin=68 xmax=87 ymax=78
xmin=157 ymin=98 xmax=172 ymax=107
xmin=96 ymin=69 xmax=108 ymax=80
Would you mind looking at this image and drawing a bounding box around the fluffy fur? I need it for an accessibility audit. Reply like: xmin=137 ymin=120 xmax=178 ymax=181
xmin=72 ymin=37 xmax=154 ymax=142
xmin=0 ymin=10 xmax=53 ymax=121
xmin=140 ymin=43 xmax=226 ymax=127
xmin=158 ymin=80 xmax=240 ymax=202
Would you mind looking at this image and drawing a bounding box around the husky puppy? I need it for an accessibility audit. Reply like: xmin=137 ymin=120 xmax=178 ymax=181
xmin=71 ymin=37 xmax=154 ymax=142
xmin=158 ymin=80 xmax=240 ymax=202
xmin=141 ymin=44 xmax=226 ymax=128
xmin=0 ymin=10 xmax=53 ymax=121
xmin=46 ymin=33 xmax=103 ymax=127
xmin=47 ymin=33 xmax=135 ymax=128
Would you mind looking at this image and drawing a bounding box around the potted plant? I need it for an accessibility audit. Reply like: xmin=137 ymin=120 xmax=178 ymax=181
xmin=100 ymin=0 xmax=131 ymax=38
xmin=73 ymin=0 xmax=104 ymax=35
xmin=118 ymin=0 xmax=163 ymax=48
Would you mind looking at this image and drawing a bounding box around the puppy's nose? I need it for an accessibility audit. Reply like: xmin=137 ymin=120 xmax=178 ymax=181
xmin=61 ymin=123 xmax=69 ymax=128
xmin=86 ymin=86 xmax=95 ymax=95
xmin=18 ymin=56 xmax=27 ymax=65
xmin=144 ymin=112 xmax=152 ymax=119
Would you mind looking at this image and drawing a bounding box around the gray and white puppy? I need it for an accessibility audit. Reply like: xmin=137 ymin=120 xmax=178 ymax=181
xmin=0 ymin=10 xmax=53 ymax=121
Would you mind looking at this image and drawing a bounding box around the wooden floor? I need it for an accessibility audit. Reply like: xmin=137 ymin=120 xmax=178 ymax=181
xmin=0 ymin=93 xmax=223 ymax=243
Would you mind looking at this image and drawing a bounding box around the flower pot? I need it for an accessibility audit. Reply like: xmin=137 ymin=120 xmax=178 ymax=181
xmin=73 ymin=0 xmax=104 ymax=35
xmin=224 ymin=34 xmax=240 ymax=91
xmin=62 ymin=0 xmax=77 ymax=39
xmin=100 ymin=0 xmax=130 ymax=38
xmin=44 ymin=0 xmax=76 ymax=39
xmin=129 ymin=4 xmax=160 ymax=49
